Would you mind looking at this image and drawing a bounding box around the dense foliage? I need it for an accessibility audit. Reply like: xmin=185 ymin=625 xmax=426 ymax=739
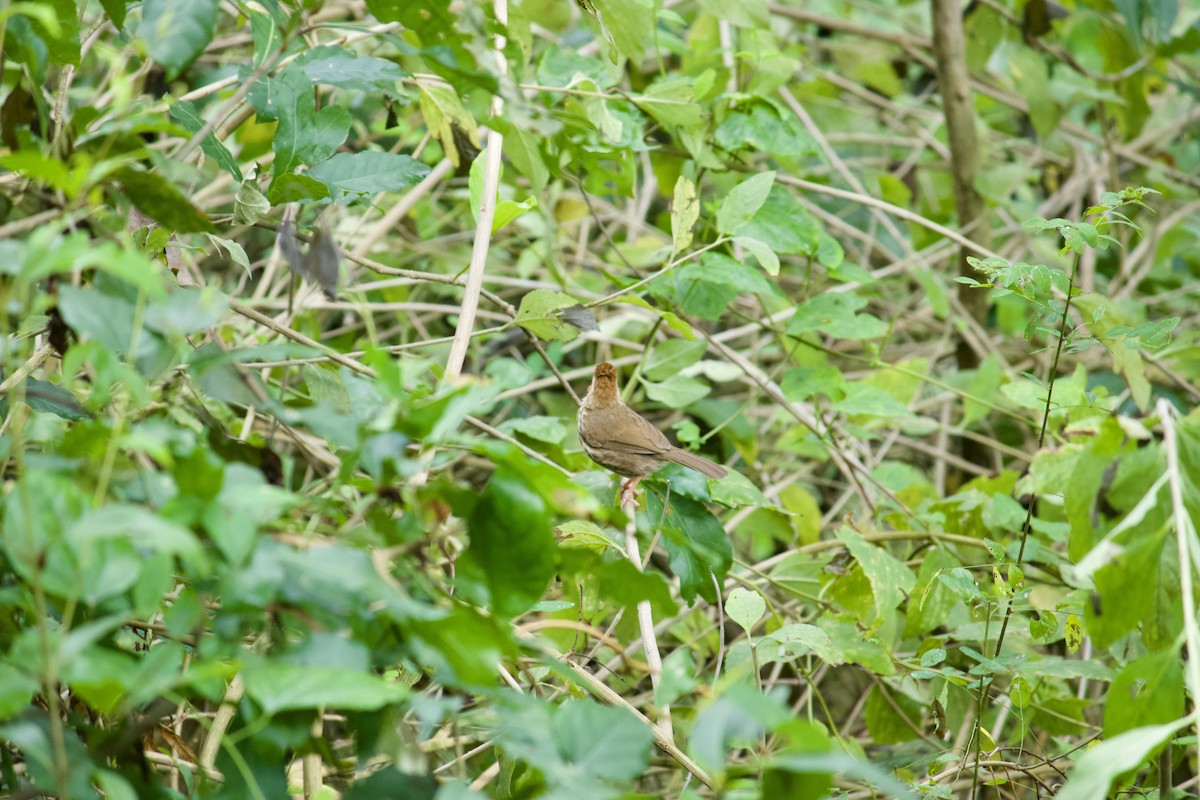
xmin=1 ymin=1 xmax=1198 ymax=798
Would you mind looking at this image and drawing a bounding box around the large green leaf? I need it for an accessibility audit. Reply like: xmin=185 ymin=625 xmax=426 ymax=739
xmin=459 ymin=469 xmax=557 ymax=618
xmin=307 ymin=151 xmax=432 ymax=202
xmin=115 ymin=166 xmax=215 ymax=233
xmin=243 ymin=664 xmax=408 ymax=715
xmin=642 ymin=491 xmax=731 ymax=604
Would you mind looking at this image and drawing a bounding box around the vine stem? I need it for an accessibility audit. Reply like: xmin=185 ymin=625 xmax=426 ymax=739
xmin=971 ymin=248 xmax=1080 ymax=800
xmin=443 ymin=0 xmax=507 ymax=381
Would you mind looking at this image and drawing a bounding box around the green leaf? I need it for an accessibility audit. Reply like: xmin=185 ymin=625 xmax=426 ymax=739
xmin=709 ymin=470 xmax=770 ymax=508
xmin=21 ymin=378 xmax=90 ymax=420
xmin=657 ymin=253 xmax=776 ymax=321
xmin=202 ymin=464 xmax=294 ymax=565
xmin=1103 ymin=650 xmax=1184 ymax=736
xmin=786 ymin=292 xmax=888 ymax=340
xmin=671 ymin=175 xmax=699 ymax=255
xmin=819 ymin=617 xmax=894 ymax=674
xmin=138 ymin=0 xmax=220 ymax=80
xmin=499 ymin=415 xmax=567 ymax=445
xmin=270 ymin=62 xmax=351 ymax=178
xmin=31 ymin=0 xmax=80 ymax=66
xmin=266 ymin=172 xmax=330 ymax=205
xmin=498 ymin=699 xmax=654 ymax=787
xmin=761 ymin=623 xmax=844 ymax=665
xmin=734 ymin=186 xmax=822 ymax=256
xmin=170 ymin=100 xmax=243 ymax=180
xmin=100 ymin=0 xmax=128 ymax=30
xmin=725 ymin=587 xmax=766 ymax=633
xmin=295 ymin=45 xmax=406 ymax=92
xmin=68 ymin=504 xmax=206 ymax=567
xmin=591 ymin=0 xmax=655 ymax=63
xmin=780 ymin=365 xmax=846 ymax=402
xmin=835 ymin=383 xmax=915 ymax=419
xmin=732 ymin=235 xmax=780 ymax=275
xmin=0 ymin=663 xmax=40 ymax=721
xmin=307 ymin=151 xmax=432 ymax=202
xmin=493 ymin=196 xmax=537 ymax=233
xmin=634 ymin=77 xmax=706 ymax=128
xmin=716 ymin=171 xmax=775 ymax=235
xmin=1009 ymin=675 xmax=1032 ymax=709
xmin=642 ymin=491 xmax=731 ymax=604
xmin=460 ymin=469 xmax=557 ymax=618
xmin=714 ymin=103 xmax=814 ymax=157
xmin=642 ymin=374 xmax=710 ymax=408
xmin=696 ymin=0 xmax=769 ymax=28
xmin=1055 ymin=718 xmax=1191 ymax=800
xmin=643 ymin=339 xmax=707 ymax=381
xmin=836 ymin=527 xmax=916 ymax=620
xmin=514 ymin=289 xmax=584 ymax=342
xmin=115 ymin=166 xmax=215 ymax=233
xmin=243 ymin=664 xmax=407 ymax=715
xmin=417 ymin=82 xmax=479 ymax=169
xmin=234 ymin=178 xmax=272 ymax=223
xmin=249 ymin=9 xmax=280 ymax=69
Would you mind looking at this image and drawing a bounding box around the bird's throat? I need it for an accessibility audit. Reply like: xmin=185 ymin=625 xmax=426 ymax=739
xmin=589 ymin=376 xmax=621 ymax=408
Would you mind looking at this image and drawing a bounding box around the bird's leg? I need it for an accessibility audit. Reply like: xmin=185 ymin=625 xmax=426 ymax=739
xmin=619 ymin=476 xmax=643 ymax=509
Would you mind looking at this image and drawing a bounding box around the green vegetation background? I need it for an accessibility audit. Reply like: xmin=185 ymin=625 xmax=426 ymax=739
xmin=0 ymin=0 xmax=1198 ymax=798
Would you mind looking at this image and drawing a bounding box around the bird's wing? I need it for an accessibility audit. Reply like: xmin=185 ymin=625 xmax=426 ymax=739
xmin=585 ymin=408 xmax=673 ymax=456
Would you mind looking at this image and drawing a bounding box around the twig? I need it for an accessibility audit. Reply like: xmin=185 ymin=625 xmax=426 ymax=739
xmin=622 ymin=497 xmax=672 ymax=739
xmin=444 ymin=0 xmax=508 ymax=381
xmin=1161 ymin=400 xmax=1200 ymax=755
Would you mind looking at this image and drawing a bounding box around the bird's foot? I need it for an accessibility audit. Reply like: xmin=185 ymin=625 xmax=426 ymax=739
xmin=619 ymin=478 xmax=642 ymax=509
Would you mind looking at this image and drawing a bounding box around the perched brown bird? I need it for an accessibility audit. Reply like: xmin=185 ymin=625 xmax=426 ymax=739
xmin=578 ymin=362 xmax=728 ymax=506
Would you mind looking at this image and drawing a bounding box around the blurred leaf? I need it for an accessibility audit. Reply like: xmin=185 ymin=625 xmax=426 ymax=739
xmin=1103 ymin=650 xmax=1184 ymax=737
xmin=671 ymin=175 xmax=699 ymax=255
xmin=762 ymin=623 xmax=843 ymax=665
xmin=20 ymin=378 xmax=90 ymax=420
xmin=295 ymin=45 xmax=407 ymax=92
xmin=786 ymin=292 xmax=888 ymax=340
xmin=710 ymin=471 xmax=769 ymax=508
xmin=1056 ymin=718 xmax=1190 ymax=800
xmin=32 ymin=0 xmax=80 ymax=66
xmin=498 ymin=699 xmax=654 ymax=788
xmin=244 ymin=664 xmax=407 ymax=715
xmin=642 ymin=374 xmax=710 ymax=408
xmin=138 ymin=0 xmax=219 ymax=79
xmin=234 ymin=178 xmax=272 ymax=224
xmin=115 ymin=166 xmax=215 ymax=233
xmin=735 ymin=186 xmax=821 ymax=255
xmin=0 ymin=663 xmax=40 ymax=720
xmin=170 ymin=100 xmax=243 ymax=180
xmin=715 ymin=103 xmax=814 ymax=157
xmin=643 ymin=339 xmax=707 ymax=381
xmin=717 ymin=171 xmax=775 ymax=235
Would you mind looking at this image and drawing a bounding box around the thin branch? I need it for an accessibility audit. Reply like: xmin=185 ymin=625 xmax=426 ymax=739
xmin=444 ymin=0 xmax=508 ymax=381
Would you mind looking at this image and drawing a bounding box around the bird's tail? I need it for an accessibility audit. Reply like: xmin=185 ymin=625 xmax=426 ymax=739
xmin=666 ymin=448 xmax=728 ymax=479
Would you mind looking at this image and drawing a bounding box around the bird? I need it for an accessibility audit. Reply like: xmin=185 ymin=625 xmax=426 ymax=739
xmin=577 ymin=362 xmax=727 ymax=507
